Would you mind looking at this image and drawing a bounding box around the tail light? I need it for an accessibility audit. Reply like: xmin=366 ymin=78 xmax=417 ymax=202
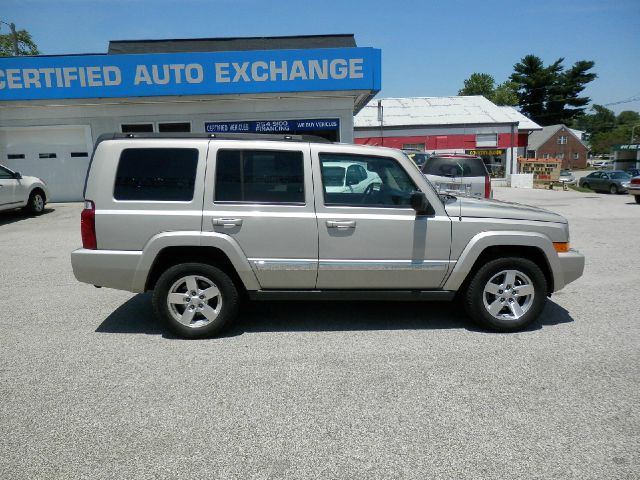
xmin=484 ymin=175 xmax=492 ymax=198
xmin=631 ymin=178 xmax=640 ymax=185
xmin=81 ymin=200 xmax=97 ymax=249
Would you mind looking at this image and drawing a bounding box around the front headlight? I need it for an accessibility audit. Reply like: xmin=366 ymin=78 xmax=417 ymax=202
xmin=622 ymin=182 xmax=630 ymax=188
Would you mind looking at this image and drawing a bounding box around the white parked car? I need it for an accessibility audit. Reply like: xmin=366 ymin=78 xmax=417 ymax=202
xmin=321 ymin=161 xmax=382 ymax=194
xmin=0 ymin=164 xmax=49 ymax=214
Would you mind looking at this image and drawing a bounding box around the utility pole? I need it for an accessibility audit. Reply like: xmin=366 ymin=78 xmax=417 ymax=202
xmin=0 ymin=20 xmax=20 ymax=55
xmin=9 ymin=22 xmax=19 ymax=56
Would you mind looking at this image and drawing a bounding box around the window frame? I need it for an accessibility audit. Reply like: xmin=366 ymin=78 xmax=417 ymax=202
xmin=557 ymin=135 xmax=568 ymax=145
xmin=213 ymin=148 xmax=306 ymax=206
xmin=318 ymin=152 xmax=418 ymax=209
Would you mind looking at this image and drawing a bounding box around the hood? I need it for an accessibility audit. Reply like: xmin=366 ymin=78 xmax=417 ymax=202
xmin=443 ymin=196 xmax=567 ymax=223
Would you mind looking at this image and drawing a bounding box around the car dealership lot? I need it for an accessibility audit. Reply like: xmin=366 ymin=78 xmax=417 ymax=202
xmin=1 ymin=189 xmax=638 ymax=479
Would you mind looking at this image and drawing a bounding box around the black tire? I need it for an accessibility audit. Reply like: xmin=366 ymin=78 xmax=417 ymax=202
xmin=25 ymin=190 xmax=45 ymax=215
xmin=463 ymin=257 xmax=547 ymax=332
xmin=582 ymin=182 xmax=589 ymax=190
xmin=635 ymin=196 xmax=640 ymax=204
xmin=152 ymin=263 xmax=239 ymax=339
xmin=609 ymin=184 xmax=618 ymax=194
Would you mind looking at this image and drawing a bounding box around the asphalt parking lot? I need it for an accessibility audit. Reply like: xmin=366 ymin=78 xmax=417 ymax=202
xmin=1 ymin=188 xmax=638 ymax=480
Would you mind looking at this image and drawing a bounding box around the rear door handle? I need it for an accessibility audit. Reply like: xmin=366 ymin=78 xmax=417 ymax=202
xmin=326 ymin=220 xmax=356 ymax=229
xmin=212 ymin=218 xmax=243 ymax=227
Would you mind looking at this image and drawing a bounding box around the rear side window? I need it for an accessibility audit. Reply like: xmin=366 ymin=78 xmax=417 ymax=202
xmin=114 ymin=148 xmax=198 ymax=201
xmin=215 ymin=149 xmax=304 ymax=204
xmin=422 ymin=157 xmax=488 ymax=177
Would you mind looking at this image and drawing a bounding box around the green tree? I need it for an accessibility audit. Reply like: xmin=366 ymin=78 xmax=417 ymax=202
xmin=573 ymin=104 xmax=617 ymax=134
xmin=458 ymin=73 xmax=495 ymax=97
xmin=510 ymin=55 xmax=596 ymax=126
xmin=0 ymin=28 xmax=40 ymax=56
xmin=617 ymin=110 xmax=640 ymax=125
xmin=458 ymin=74 xmax=518 ymax=106
xmin=491 ymin=81 xmax=519 ymax=106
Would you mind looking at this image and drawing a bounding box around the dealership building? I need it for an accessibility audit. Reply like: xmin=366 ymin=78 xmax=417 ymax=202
xmin=0 ymin=35 xmax=381 ymax=201
xmin=354 ymin=96 xmax=541 ymax=179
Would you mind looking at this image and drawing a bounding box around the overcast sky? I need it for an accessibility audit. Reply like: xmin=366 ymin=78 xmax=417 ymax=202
xmin=3 ymin=0 xmax=639 ymax=114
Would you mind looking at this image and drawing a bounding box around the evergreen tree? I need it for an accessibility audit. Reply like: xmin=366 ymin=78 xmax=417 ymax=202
xmin=510 ymin=55 xmax=596 ymax=126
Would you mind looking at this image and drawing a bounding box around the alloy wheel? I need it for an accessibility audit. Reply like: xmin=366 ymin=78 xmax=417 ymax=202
xmin=166 ymin=275 xmax=222 ymax=328
xmin=482 ymin=269 xmax=535 ymax=321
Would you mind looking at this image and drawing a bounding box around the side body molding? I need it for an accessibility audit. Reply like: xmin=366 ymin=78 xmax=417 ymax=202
xmin=442 ymin=231 xmax=563 ymax=292
xmin=131 ymin=231 xmax=261 ymax=292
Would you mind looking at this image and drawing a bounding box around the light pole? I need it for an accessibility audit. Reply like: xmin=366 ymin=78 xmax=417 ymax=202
xmin=0 ymin=20 xmax=20 ymax=56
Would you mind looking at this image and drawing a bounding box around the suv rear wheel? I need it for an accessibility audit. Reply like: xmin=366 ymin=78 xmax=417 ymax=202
xmin=464 ymin=257 xmax=547 ymax=332
xmin=152 ymin=263 xmax=239 ymax=339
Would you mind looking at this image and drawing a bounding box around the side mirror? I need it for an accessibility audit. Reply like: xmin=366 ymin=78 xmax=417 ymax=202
xmin=13 ymin=171 xmax=22 ymax=180
xmin=410 ymin=191 xmax=429 ymax=214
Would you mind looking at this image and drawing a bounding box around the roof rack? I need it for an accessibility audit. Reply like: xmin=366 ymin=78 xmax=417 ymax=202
xmin=98 ymin=132 xmax=332 ymax=143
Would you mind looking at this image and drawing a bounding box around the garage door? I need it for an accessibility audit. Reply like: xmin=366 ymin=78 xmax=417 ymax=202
xmin=0 ymin=125 xmax=93 ymax=202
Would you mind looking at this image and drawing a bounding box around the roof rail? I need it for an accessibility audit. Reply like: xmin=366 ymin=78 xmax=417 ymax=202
xmin=97 ymin=132 xmax=332 ymax=143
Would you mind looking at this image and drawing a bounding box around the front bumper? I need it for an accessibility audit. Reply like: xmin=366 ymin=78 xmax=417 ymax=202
xmin=556 ymin=249 xmax=585 ymax=290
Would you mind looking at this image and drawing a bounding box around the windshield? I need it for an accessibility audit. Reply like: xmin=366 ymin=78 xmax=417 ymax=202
xmin=423 ymin=156 xmax=488 ymax=177
xmin=322 ymin=166 xmax=345 ymax=186
xmin=560 ymin=170 xmax=572 ymax=176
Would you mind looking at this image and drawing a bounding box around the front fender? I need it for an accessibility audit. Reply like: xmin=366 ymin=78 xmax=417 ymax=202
xmin=442 ymin=231 xmax=564 ymax=292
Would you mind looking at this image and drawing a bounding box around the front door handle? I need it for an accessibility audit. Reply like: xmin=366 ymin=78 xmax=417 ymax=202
xmin=212 ymin=218 xmax=243 ymax=227
xmin=326 ymin=220 xmax=356 ymax=229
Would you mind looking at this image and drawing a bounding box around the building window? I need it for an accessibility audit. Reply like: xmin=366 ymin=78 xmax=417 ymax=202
xmin=402 ymin=143 xmax=425 ymax=151
xmin=556 ymin=153 xmax=565 ymax=159
xmin=476 ymin=133 xmax=498 ymax=147
xmin=39 ymin=153 xmax=57 ymax=159
xmin=557 ymin=136 xmax=568 ymax=145
xmin=573 ymin=152 xmax=579 ymax=160
xmin=7 ymin=154 xmax=25 ymax=159
xmin=121 ymin=123 xmax=154 ymax=133
xmin=70 ymin=152 xmax=89 ymax=158
xmin=158 ymin=122 xmax=191 ymax=133
xmin=114 ymin=148 xmax=198 ymax=201
xmin=215 ymin=150 xmax=305 ymax=204
xmin=543 ymin=154 xmax=550 ymax=159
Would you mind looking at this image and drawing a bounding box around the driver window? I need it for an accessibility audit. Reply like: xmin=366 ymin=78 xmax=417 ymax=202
xmin=0 ymin=166 xmax=14 ymax=179
xmin=319 ymin=153 xmax=416 ymax=207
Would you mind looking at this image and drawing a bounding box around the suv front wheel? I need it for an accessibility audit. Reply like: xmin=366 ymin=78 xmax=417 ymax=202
xmin=152 ymin=263 xmax=239 ymax=339
xmin=464 ymin=257 xmax=547 ymax=332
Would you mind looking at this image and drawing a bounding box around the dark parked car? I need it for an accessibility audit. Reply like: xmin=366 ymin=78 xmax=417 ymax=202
xmin=402 ymin=150 xmax=429 ymax=168
xmin=626 ymin=168 xmax=640 ymax=177
xmin=579 ymin=170 xmax=632 ymax=194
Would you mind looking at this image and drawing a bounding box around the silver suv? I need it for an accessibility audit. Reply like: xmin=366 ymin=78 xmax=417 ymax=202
xmin=421 ymin=154 xmax=492 ymax=199
xmin=71 ymin=133 xmax=584 ymax=338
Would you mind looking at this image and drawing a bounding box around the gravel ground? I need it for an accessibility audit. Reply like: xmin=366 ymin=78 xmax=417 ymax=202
xmin=0 ymin=188 xmax=638 ymax=479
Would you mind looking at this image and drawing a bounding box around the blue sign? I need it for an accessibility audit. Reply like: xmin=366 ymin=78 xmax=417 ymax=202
xmin=0 ymin=48 xmax=381 ymax=101
xmin=205 ymin=118 xmax=340 ymax=134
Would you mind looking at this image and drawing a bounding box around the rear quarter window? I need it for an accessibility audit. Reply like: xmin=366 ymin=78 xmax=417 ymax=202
xmin=422 ymin=157 xmax=488 ymax=177
xmin=113 ymin=148 xmax=198 ymax=201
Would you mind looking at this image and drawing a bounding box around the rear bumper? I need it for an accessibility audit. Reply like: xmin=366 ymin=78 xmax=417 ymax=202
xmin=627 ymin=187 xmax=640 ymax=196
xmin=71 ymin=248 xmax=143 ymax=292
xmin=556 ymin=249 xmax=585 ymax=290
